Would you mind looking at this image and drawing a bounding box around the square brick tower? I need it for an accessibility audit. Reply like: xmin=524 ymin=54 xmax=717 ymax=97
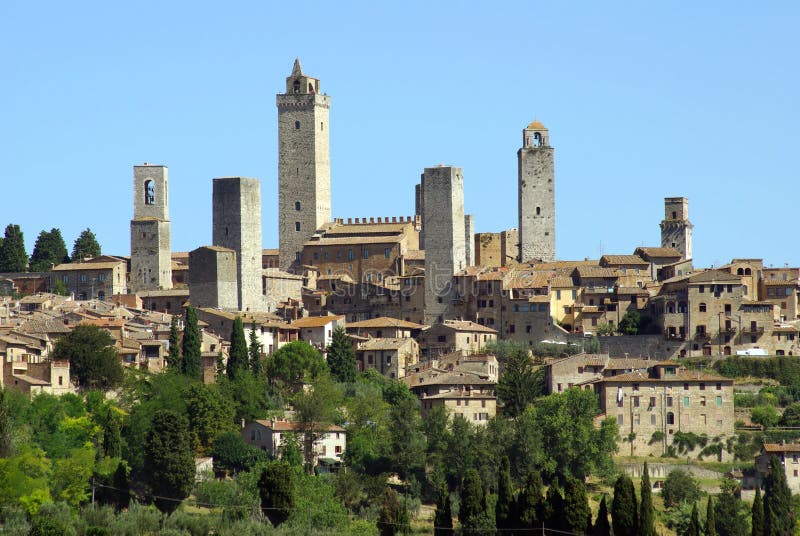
xmin=130 ymin=164 xmax=173 ymax=292
xmin=518 ymin=121 xmax=556 ymax=262
xmin=277 ymin=59 xmax=331 ymax=271
xmin=661 ymin=197 xmax=693 ymax=260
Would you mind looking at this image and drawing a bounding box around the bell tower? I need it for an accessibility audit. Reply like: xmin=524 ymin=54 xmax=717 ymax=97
xmin=276 ymin=59 xmax=331 ymax=271
xmin=660 ymin=197 xmax=693 ymax=260
xmin=518 ymin=120 xmax=556 ymax=262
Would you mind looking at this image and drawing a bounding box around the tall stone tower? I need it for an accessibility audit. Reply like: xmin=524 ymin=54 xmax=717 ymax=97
xmin=212 ymin=177 xmax=263 ymax=312
xmin=660 ymin=197 xmax=693 ymax=260
xmin=277 ymin=59 xmax=331 ymax=271
xmin=422 ymin=165 xmax=466 ymax=324
xmin=518 ymin=121 xmax=555 ymax=262
xmin=130 ymin=164 xmax=173 ymax=292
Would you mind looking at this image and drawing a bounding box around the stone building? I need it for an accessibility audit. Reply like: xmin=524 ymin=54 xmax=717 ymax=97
xmin=518 ymin=121 xmax=555 ymax=263
xmin=52 ymin=256 xmax=127 ymax=300
xmin=406 ymin=365 xmax=497 ymax=424
xmin=421 ymin=165 xmax=467 ymax=324
xmin=464 ymin=215 xmax=475 ymax=267
xmin=194 ymin=307 xmax=298 ymax=355
xmin=756 ymin=443 xmax=800 ymax=494
xmin=277 ymin=59 xmax=331 ymax=271
xmin=212 ymin=177 xmax=263 ymax=312
xmin=660 ymin=197 xmax=693 ymax=261
xmin=418 ymin=320 xmax=497 ymax=359
xmin=290 ymin=315 xmax=345 ymax=351
xmin=130 ymin=164 xmax=173 ymax=292
xmin=242 ymin=419 xmax=345 ymax=466
xmin=355 ymin=337 xmax=419 ymax=379
xmin=474 ymin=229 xmax=519 ymax=268
xmin=189 ymin=246 xmax=238 ymax=311
xmin=262 ymin=269 xmax=304 ymax=313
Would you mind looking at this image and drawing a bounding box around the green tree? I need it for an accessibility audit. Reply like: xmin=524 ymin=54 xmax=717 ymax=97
xmin=292 ymin=375 xmax=341 ymax=469
xmin=167 ymin=315 xmax=181 ymax=369
xmin=210 ymin=431 xmax=269 ymax=475
xmin=377 ymin=488 xmax=410 ymax=536
xmin=493 ymin=340 xmax=539 ymax=418
xmin=71 ymin=228 xmax=101 ymax=261
xmin=661 ymin=469 xmax=702 ymax=508
xmin=111 ymin=461 xmax=131 ymax=512
xmin=180 ymin=306 xmax=202 ymax=380
xmin=715 ymin=479 xmax=749 ymax=536
xmin=779 ymin=402 xmax=800 ymax=427
xmin=226 ymin=316 xmax=249 ymax=380
xmin=387 ymin=394 xmax=426 ymax=481
xmin=52 ymin=325 xmax=123 ymax=390
xmin=763 ymin=455 xmax=795 ymax=536
xmin=434 ymin=484 xmax=454 ymax=536
xmin=248 ymin=321 xmax=263 ymax=375
xmin=459 ymin=469 xmax=491 ymax=532
xmin=258 ymin=461 xmax=296 ymax=527
xmin=617 ymin=310 xmax=641 ymax=335
xmin=564 ymin=476 xmax=590 ymax=534
xmin=594 ymin=495 xmax=611 ymax=536
xmin=544 ymin=482 xmax=566 ymax=531
xmin=52 ymin=279 xmax=68 ymax=296
xmin=518 ymin=470 xmax=545 ymax=528
xmin=707 ymin=495 xmax=718 ymax=536
xmin=102 ymin=415 xmax=121 ymax=458
xmin=29 ymin=228 xmax=68 ymax=272
xmin=584 ymin=335 xmax=601 ymax=354
xmin=639 ymin=462 xmax=657 ymax=536
xmin=612 ymin=474 xmax=638 ymax=536
xmin=496 ymin=456 xmax=516 ymax=533
xmin=279 ymin=432 xmax=304 ymax=467
xmin=326 ymin=326 xmax=356 ymax=383
xmin=143 ymin=410 xmax=195 ymax=515
xmin=752 ymin=486 xmax=764 ymax=536
xmin=751 ymin=405 xmax=780 ymax=429
xmin=687 ymin=503 xmax=702 ymax=536
xmin=266 ymin=340 xmax=327 ymax=391
xmin=183 ymin=382 xmax=235 ymax=454
xmin=0 ymin=388 xmax=13 ymax=457
xmin=0 ymin=224 xmax=27 ymax=273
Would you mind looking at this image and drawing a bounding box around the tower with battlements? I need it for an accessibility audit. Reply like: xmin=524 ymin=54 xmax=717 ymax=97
xmin=661 ymin=197 xmax=693 ymax=260
xmin=130 ymin=164 xmax=173 ymax=292
xmin=277 ymin=59 xmax=331 ymax=271
xmin=518 ymin=121 xmax=555 ymax=262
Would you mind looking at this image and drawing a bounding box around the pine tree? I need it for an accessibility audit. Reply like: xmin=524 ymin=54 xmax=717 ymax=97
xmin=639 ymin=462 xmax=657 ymax=536
xmin=103 ymin=416 xmax=121 ymax=458
xmin=144 ymin=410 xmax=195 ymax=515
xmin=752 ymin=486 xmax=764 ymax=536
xmin=226 ymin=316 xmax=249 ymax=380
xmin=707 ymin=495 xmax=717 ymax=536
xmin=29 ymin=228 xmax=68 ymax=272
xmin=180 ymin=306 xmax=202 ymax=380
xmin=258 ymin=461 xmax=296 ymax=527
xmin=763 ymin=455 xmax=795 ymax=536
xmin=0 ymin=224 xmax=27 ymax=273
xmin=564 ymin=476 xmax=590 ymax=534
xmin=326 ymin=326 xmax=356 ymax=383
xmin=434 ymin=484 xmax=454 ymax=536
xmin=612 ymin=474 xmax=638 ymax=536
xmin=460 ymin=469 xmax=490 ymax=532
xmin=518 ymin=470 xmax=545 ymax=528
xmin=248 ymin=321 xmax=263 ymax=375
xmin=71 ymin=227 xmax=101 ymax=261
xmin=687 ymin=503 xmax=701 ymax=536
xmin=496 ymin=456 xmax=516 ymax=533
xmin=167 ymin=315 xmax=181 ymax=368
xmin=112 ymin=461 xmax=131 ymax=512
xmin=593 ymin=495 xmax=611 ymax=536
xmin=545 ymin=482 xmax=566 ymax=531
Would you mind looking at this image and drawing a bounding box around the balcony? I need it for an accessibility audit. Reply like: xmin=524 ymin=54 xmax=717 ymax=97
xmin=694 ymin=332 xmax=710 ymax=341
xmin=741 ymin=325 xmax=765 ymax=334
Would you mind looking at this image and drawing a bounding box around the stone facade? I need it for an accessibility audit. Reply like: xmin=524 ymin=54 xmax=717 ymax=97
xmin=212 ymin=177 xmax=263 ymax=312
xmin=474 ymin=229 xmax=518 ymax=268
xmin=52 ymin=257 xmax=127 ymax=300
xmin=756 ymin=444 xmax=800 ymax=494
xmin=188 ymin=246 xmax=238 ymax=311
xmin=660 ymin=197 xmax=693 ymax=261
xmin=262 ymin=269 xmax=303 ymax=313
xmin=277 ymin=59 xmax=331 ymax=271
xmin=518 ymin=121 xmax=555 ymax=262
xmin=464 ymin=214 xmax=475 ymax=267
xmin=130 ymin=164 xmax=173 ymax=292
xmin=422 ymin=166 xmax=466 ymax=324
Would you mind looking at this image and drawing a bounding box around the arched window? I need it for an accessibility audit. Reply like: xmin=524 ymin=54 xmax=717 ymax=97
xmin=678 ymin=301 xmax=688 ymax=313
xmin=745 ymin=268 xmax=752 ymax=275
xmin=666 ymin=301 xmax=675 ymax=314
xmin=308 ymin=83 xmax=314 ymax=93
xmin=743 ymin=285 xmax=748 ymax=296
xmin=737 ymin=268 xmax=744 ymax=275
xmin=293 ymin=79 xmax=300 ymax=93
xmin=699 ymin=303 xmax=707 ymax=312
xmin=666 ymin=412 xmax=675 ymax=425
xmin=144 ymin=180 xmax=155 ymax=205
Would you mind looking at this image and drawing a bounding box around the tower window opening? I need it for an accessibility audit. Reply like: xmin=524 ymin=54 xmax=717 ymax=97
xmin=533 ymin=132 xmax=542 ymax=146
xmin=308 ymin=83 xmax=314 ymax=93
xmin=295 ymin=121 xmax=300 ymax=129
xmin=293 ymin=80 xmax=300 ymax=93
xmin=144 ymin=180 xmax=155 ymax=205
xmin=295 ymin=201 xmax=301 ymax=211
xmin=295 ymin=222 xmax=301 ymax=232
xmin=672 ymin=211 xmax=677 ymax=219
xmin=536 ymin=206 xmax=541 ymax=216
xmin=320 ymin=122 xmax=324 ymax=131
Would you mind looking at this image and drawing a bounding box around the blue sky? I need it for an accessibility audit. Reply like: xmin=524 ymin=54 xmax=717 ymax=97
xmin=2 ymin=2 xmax=798 ymax=268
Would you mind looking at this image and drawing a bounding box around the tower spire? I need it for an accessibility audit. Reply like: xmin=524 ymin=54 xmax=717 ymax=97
xmin=291 ymin=58 xmax=303 ymax=76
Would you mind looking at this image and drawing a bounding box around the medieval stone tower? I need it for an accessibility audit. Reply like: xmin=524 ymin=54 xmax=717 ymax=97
xmin=130 ymin=164 xmax=173 ymax=292
xmin=421 ymin=165 xmax=466 ymax=324
xmin=277 ymin=59 xmax=331 ymax=271
xmin=661 ymin=197 xmax=693 ymax=260
xmin=518 ymin=121 xmax=556 ymax=262
xmin=212 ymin=177 xmax=263 ymax=312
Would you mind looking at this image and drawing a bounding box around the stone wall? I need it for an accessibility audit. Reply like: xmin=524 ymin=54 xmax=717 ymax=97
xmin=189 ymin=247 xmax=239 ymax=311
xmin=464 ymin=215 xmax=475 ymax=267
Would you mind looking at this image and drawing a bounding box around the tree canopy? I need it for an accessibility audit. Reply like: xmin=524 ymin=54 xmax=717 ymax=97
xmin=267 ymin=340 xmax=326 ymax=390
xmin=71 ymin=228 xmax=101 ymax=261
xmin=327 ymin=326 xmax=356 ymax=383
xmin=180 ymin=307 xmax=202 ymax=380
xmin=0 ymin=224 xmax=27 ymax=273
xmin=612 ymin=474 xmax=638 ymax=536
xmin=51 ymin=325 xmax=123 ymax=390
xmin=29 ymin=228 xmax=68 ymax=272
xmin=143 ymin=410 xmax=195 ymax=515
xmin=226 ymin=317 xmax=249 ymax=380
xmin=492 ymin=340 xmax=540 ymax=418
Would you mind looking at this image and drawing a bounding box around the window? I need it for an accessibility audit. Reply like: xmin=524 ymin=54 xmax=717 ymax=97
xmin=716 ymin=396 xmax=722 ymax=407
xmin=62 ymin=275 xmax=68 ymax=283
xmin=348 ymin=249 xmax=354 ymax=261
xmin=144 ymin=180 xmax=155 ymax=205
xmin=536 ymin=206 xmax=541 ymax=215
xmin=79 ymin=274 xmax=88 ymax=283
xmin=683 ymin=396 xmax=690 ymax=407
xmin=684 ymin=383 xmax=689 ymax=391
xmin=617 ymin=415 xmax=623 ymax=425
xmin=633 ymin=396 xmax=640 ymax=407
xmin=699 ymin=285 xmax=705 ymax=293
xmin=385 ymin=248 xmax=390 ymax=258
xmin=651 ymin=414 xmax=657 ymax=425
xmin=633 ymin=383 xmax=639 ymax=391
xmin=700 ymin=383 xmax=705 ymax=391
xmin=699 ymin=303 xmax=707 ymax=312
xmin=295 ymin=222 xmax=300 ymax=231
xmin=363 ymin=249 xmax=369 ymax=259
xmin=295 ymin=201 xmax=301 ymax=211
xmin=649 ymin=396 xmax=656 ymax=407
xmin=98 ymin=273 xmax=106 ymax=282
xmin=556 ymin=290 xmax=561 ymax=299
xmin=456 ymin=400 xmax=461 ymax=406
xmin=437 ymin=335 xmax=446 ymax=343
xmin=666 ymin=412 xmax=675 ymax=425
xmin=294 ymin=121 xmax=300 ymax=129
xmin=617 ymin=397 xmax=624 ymax=408
xmin=716 ymin=383 xmax=722 ymax=391
xmin=700 ymin=396 xmax=706 ymax=407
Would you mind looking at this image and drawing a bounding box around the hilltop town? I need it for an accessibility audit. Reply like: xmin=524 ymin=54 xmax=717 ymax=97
xmin=1 ymin=60 xmax=799 ymax=534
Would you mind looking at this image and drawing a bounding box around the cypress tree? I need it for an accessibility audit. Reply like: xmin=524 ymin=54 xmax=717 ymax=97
xmin=518 ymin=470 xmax=545 ymax=528
xmin=563 ymin=476 xmax=590 ymax=534
xmin=611 ymin=474 xmax=638 ymax=536
xmin=326 ymin=326 xmax=356 ymax=383
xmin=180 ymin=306 xmax=202 ymax=380
xmin=0 ymin=224 xmax=27 ymax=273
xmin=545 ymin=482 xmax=566 ymax=531
xmin=687 ymin=503 xmax=701 ymax=536
xmin=706 ymin=495 xmax=717 ymax=536
xmin=377 ymin=488 xmax=410 ymax=536
xmin=227 ymin=316 xmax=249 ymax=380
xmin=112 ymin=461 xmax=131 ymax=512
xmin=752 ymin=486 xmax=764 ymax=536
xmin=593 ymin=495 xmax=611 ymax=536
xmin=496 ymin=456 xmax=516 ymax=533
xmin=29 ymin=228 xmax=68 ymax=272
xmin=167 ymin=315 xmax=181 ymax=368
xmin=639 ymin=462 xmax=657 ymax=536
xmin=434 ymin=484 xmax=454 ymax=536
xmin=103 ymin=416 xmax=121 ymax=458
xmin=763 ymin=455 xmax=795 ymax=536
xmin=248 ymin=321 xmax=263 ymax=375
xmin=0 ymin=388 xmax=12 ymax=457
xmin=460 ymin=469 xmax=488 ymax=532
xmin=144 ymin=410 xmax=195 ymax=515
xmin=71 ymin=227 xmax=101 ymax=261
xmin=258 ymin=461 xmax=296 ymax=527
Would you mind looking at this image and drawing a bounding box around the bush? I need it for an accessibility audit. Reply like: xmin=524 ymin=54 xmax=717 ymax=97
xmin=661 ymin=469 xmax=701 ymax=508
xmin=751 ymin=405 xmax=780 ymax=429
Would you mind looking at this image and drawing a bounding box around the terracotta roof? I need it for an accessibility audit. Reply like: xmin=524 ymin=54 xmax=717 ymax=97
xmin=634 ymin=247 xmax=682 ymax=259
xmin=253 ymin=419 xmax=345 ymax=433
xmin=763 ymin=279 xmax=799 ymax=286
xmin=262 ymin=248 xmax=279 ymax=256
xmin=53 ymin=261 xmax=123 ymax=271
xmin=604 ymin=358 xmax=654 ymax=370
xmin=574 ymin=266 xmax=620 ymax=279
xmin=347 ymin=317 xmax=425 ymax=329
xmin=424 ymin=390 xmax=496 ymax=400
xmin=549 ymin=276 xmax=576 ymax=288
xmin=357 ymin=338 xmax=415 ymax=351
xmin=602 ymin=369 xmax=731 ymax=383
xmin=439 ymin=320 xmax=498 ymax=334
xmin=305 ymin=235 xmax=404 ymax=246
xmin=11 ymin=374 xmax=50 ymax=386
xmin=197 ymin=245 xmax=235 ymax=253
xmin=506 ymin=272 xmax=550 ymax=289
xmin=763 ymin=443 xmax=800 ymax=453
xmin=600 ymin=255 xmax=649 ymax=266
xmin=290 ymin=315 xmax=345 ymax=328
xmin=688 ymin=270 xmax=742 ymax=284
xmin=527 ymin=120 xmax=546 ymax=130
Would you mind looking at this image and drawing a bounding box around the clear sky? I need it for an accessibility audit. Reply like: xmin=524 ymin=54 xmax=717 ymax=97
xmin=2 ymin=2 xmax=798 ymax=269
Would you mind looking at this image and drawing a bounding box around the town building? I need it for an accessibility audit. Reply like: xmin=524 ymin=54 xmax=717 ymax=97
xmin=52 ymin=256 xmax=127 ymax=300
xmin=242 ymin=419 xmax=346 ymax=466
xmin=756 ymin=443 xmax=800 ymax=494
